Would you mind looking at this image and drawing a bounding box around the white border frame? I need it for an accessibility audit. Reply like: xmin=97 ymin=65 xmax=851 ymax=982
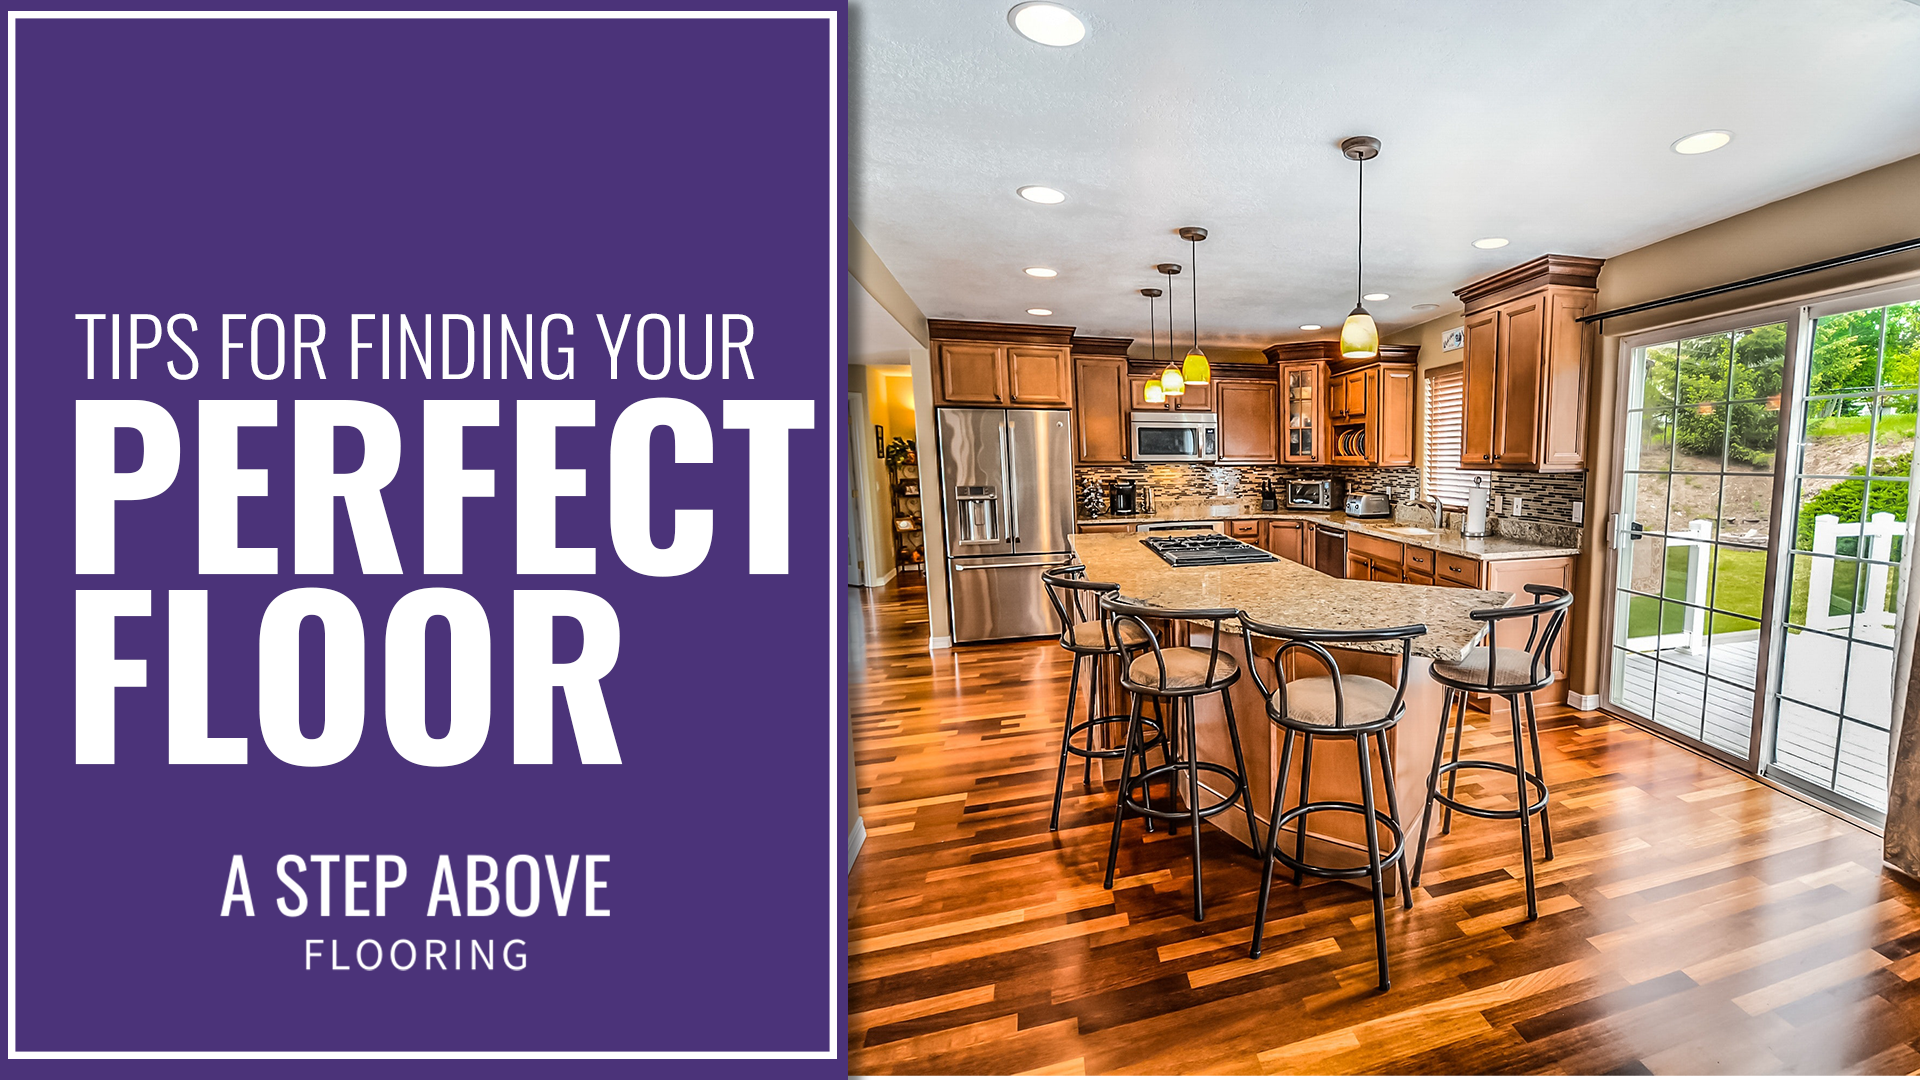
xmin=7 ymin=8 xmax=842 ymax=1061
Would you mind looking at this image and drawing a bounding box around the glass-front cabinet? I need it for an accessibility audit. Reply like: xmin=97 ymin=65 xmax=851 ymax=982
xmin=1280 ymin=360 xmax=1325 ymax=464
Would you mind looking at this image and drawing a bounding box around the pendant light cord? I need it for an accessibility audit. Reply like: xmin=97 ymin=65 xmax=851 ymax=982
xmin=1148 ymin=289 xmax=1157 ymax=362
xmin=1356 ymin=155 xmax=1365 ymax=304
xmin=1191 ymin=239 xmax=1199 ymax=352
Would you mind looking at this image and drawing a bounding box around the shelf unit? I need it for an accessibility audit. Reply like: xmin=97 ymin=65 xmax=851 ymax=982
xmin=888 ymin=449 xmax=924 ymax=577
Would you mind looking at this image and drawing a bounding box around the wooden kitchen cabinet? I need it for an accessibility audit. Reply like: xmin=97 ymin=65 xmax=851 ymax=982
xmin=1453 ymin=255 xmax=1603 ymax=471
xmin=1076 ymin=522 xmax=1133 ymax=534
xmin=1267 ymin=519 xmax=1305 ymax=564
xmin=1071 ymin=353 xmax=1130 ymax=465
xmin=1130 ymin=374 xmax=1212 ymax=412
xmin=1214 ymin=378 xmax=1279 ymax=464
xmin=928 ymin=320 xmax=1074 ymax=408
xmin=1265 ymin=341 xmax=1415 ymax=467
xmin=1229 ymin=518 xmax=1263 ymax=541
xmin=1346 ymin=532 xmax=1405 ymax=583
xmin=1277 ymin=360 xmax=1326 ymax=464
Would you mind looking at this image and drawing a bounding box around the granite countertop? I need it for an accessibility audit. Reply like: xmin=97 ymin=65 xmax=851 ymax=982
xmin=1077 ymin=500 xmax=1581 ymax=561
xmin=1068 ymin=531 xmax=1511 ymax=663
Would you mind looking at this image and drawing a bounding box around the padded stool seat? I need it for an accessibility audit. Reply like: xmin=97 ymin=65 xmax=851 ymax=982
xmin=1431 ymin=646 xmax=1537 ymax=690
xmin=1271 ymin=674 xmax=1399 ymax=729
xmin=1127 ymin=647 xmax=1239 ymax=690
xmin=1065 ymin=617 xmax=1148 ymax=651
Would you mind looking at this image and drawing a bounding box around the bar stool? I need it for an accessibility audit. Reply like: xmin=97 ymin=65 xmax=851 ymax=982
xmin=1039 ymin=565 xmax=1167 ymax=832
xmin=1240 ymin=616 xmax=1427 ymax=992
xmin=1411 ymin=584 xmax=1574 ymax=921
xmin=1100 ymin=595 xmax=1260 ymax=921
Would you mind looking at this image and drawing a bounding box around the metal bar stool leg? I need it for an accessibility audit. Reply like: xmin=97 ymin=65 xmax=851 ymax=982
xmin=1185 ymin=699 xmax=1205 ymax=921
xmin=1412 ymin=687 xmax=1455 ymax=889
xmin=1103 ymin=694 xmax=1145 ymax=890
xmin=1083 ymin=654 xmax=1098 ymax=787
xmin=1523 ymin=692 xmax=1553 ymax=860
xmin=1508 ymin=694 xmax=1538 ymax=920
xmin=1293 ymin=736 xmax=1316 ymax=886
xmin=1252 ymin=729 xmax=1296 ymax=960
xmin=1374 ymin=729 xmax=1414 ymax=909
xmin=1355 ymin=728 xmax=1390 ymax=991
xmin=1049 ymin=653 xmax=1084 ymax=832
xmin=1220 ymin=685 xmax=1261 ymax=852
xmin=1441 ymin=687 xmax=1469 ymax=836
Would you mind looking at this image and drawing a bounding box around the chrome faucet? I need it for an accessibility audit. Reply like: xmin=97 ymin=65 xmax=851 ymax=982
xmin=1427 ymin=493 xmax=1445 ymax=529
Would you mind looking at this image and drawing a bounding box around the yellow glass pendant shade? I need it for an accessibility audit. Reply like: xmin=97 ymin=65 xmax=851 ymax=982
xmin=1143 ymin=378 xmax=1165 ymax=404
xmin=1182 ymin=348 xmax=1209 ymax=386
xmin=1340 ymin=304 xmax=1379 ymax=359
xmin=1160 ymin=364 xmax=1185 ymax=395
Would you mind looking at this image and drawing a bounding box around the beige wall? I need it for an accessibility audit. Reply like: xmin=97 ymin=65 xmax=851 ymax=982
xmin=850 ymin=365 xmax=897 ymax=584
xmin=882 ymin=374 xmax=915 ymax=445
xmin=1571 ymin=153 xmax=1920 ymax=702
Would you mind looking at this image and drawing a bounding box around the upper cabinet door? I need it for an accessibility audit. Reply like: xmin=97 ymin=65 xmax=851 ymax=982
xmin=1072 ymin=357 xmax=1129 ymax=465
xmin=1377 ymin=367 xmax=1414 ymax=466
xmin=1539 ymin=289 xmax=1596 ymax=470
xmin=1494 ymin=294 xmax=1546 ymax=466
xmin=935 ymin=342 xmax=1005 ymax=405
xmin=1007 ymin=345 xmax=1073 ymax=407
xmin=1461 ymin=310 xmax=1499 ymax=467
xmin=1174 ymin=378 xmax=1212 ymax=412
xmin=1214 ymin=378 xmax=1279 ymax=464
xmin=1281 ymin=361 xmax=1324 ymax=464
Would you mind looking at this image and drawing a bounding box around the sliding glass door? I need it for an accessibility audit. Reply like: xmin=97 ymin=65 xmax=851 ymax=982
xmin=1605 ymin=283 xmax=1920 ymax=821
xmin=1609 ymin=319 xmax=1785 ymax=764
xmin=1768 ymin=294 xmax=1918 ymax=815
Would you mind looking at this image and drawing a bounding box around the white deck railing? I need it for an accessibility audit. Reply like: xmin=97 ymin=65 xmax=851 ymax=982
xmin=1806 ymin=511 xmax=1901 ymax=633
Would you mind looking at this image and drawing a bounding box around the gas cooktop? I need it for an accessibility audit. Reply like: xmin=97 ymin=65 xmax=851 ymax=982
xmin=1139 ymin=533 xmax=1279 ymax=567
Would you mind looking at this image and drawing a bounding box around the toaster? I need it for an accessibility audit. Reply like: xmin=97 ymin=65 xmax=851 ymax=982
xmin=1344 ymin=493 xmax=1392 ymax=518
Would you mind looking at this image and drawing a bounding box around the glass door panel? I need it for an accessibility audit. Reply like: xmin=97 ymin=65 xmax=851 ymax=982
xmin=1609 ymin=322 xmax=1787 ymax=762
xmin=1767 ymin=299 xmax=1919 ymax=815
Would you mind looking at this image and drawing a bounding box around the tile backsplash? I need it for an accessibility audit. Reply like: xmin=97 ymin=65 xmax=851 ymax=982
xmin=1074 ymin=463 xmax=1589 ymax=525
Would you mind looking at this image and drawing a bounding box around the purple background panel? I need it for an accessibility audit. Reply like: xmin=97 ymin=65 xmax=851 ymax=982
xmin=11 ymin=11 xmax=842 ymax=1066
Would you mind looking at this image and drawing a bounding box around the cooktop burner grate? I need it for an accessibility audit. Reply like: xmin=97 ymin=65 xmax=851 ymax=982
xmin=1138 ymin=533 xmax=1280 ymax=567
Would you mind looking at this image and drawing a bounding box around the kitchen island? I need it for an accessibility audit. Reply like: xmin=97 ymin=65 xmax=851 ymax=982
xmin=1069 ymin=530 xmax=1535 ymax=873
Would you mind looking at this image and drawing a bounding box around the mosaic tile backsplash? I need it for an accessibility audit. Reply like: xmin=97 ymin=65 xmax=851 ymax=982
xmin=1074 ymin=463 xmax=1589 ymax=526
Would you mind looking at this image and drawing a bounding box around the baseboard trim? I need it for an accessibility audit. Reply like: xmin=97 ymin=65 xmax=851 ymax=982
xmin=848 ymin=817 xmax=867 ymax=870
xmin=928 ymin=635 xmax=953 ymax=651
xmin=872 ymin=567 xmax=897 ymax=587
xmin=1566 ymin=690 xmax=1600 ymax=710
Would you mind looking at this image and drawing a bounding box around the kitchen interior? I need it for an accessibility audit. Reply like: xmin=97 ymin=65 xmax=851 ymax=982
xmin=846 ymin=2 xmax=1920 ymax=1074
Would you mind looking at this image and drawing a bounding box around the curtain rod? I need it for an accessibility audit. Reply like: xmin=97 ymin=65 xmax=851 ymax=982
xmin=1578 ymin=236 xmax=1920 ymax=324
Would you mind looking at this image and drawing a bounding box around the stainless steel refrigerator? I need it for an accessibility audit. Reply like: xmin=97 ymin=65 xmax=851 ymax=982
xmin=937 ymin=407 xmax=1074 ymax=642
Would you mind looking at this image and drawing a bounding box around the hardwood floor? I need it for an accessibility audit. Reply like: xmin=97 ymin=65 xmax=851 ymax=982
xmin=848 ymin=580 xmax=1920 ymax=1075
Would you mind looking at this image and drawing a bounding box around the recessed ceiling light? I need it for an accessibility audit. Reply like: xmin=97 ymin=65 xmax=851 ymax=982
xmin=1027 ymin=308 xmax=1053 ymax=316
xmin=1023 ymin=266 xmax=1057 ymax=278
xmin=1016 ymin=185 xmax=1066 ymax=204
xmin=1363 ymin=292 xmax=1389 ymax=302
xmin=1299 ymin=324 xmax=1322 ymax=331
xmin=1472 ymin=237 xmax=1509 ymax=249
xmin=1411 ymin=303 xmax=1439 ymax=311
xmin=1672 ymin=130 xmax=1732 ymax=155
xmin=1008 ymin=3 xmax=1086 ymax=47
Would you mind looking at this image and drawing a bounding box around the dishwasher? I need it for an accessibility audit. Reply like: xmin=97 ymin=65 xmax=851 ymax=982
xmin=1314 ymin=523 xmax=1347 ymax=577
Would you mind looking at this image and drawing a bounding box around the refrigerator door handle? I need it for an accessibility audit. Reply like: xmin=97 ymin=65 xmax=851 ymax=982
xmin=954 ymin=560 xmax=1063 ymax=572
xmin=1002 ymin=419 xmax=1020 ymax=544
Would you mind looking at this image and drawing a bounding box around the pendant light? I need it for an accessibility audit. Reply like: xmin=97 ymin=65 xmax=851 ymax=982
xmin=1141 ymin=287 xmax=1166 ymax=404
xmin=1178 ymin=226 xmax=1210 ymax=385
xmin=1339 ymin=135 xmax=1381 ymax=359
xmin=1155 ymin=263 xmax=1184 ymax=395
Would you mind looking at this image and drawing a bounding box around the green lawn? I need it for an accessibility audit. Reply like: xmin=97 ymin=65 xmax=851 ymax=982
xmin=1624 ymin=547 xmax=1766 ymax=638
xmin=1804 ymin=410 xmax=1917 ymax=441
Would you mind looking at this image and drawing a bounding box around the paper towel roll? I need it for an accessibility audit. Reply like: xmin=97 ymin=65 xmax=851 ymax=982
xmin=1464 ymin=481 xmax=1490 ymax=537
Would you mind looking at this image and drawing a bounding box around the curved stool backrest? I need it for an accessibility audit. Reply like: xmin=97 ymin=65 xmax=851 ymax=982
xmin=1097 ymin=594 xmax=1238 ymax=693
xmin=1040 ymin=564 xmax=1125 ymax=653
xmin=1238 ymin=614 xmax=1427 ymax=729
xmin=1465 ymin=584 xmax=1574 ymax=692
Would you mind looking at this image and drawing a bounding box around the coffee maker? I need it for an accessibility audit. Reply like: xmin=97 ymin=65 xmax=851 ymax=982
xmin=1108 ymin=479 xmax=1149 ymax=515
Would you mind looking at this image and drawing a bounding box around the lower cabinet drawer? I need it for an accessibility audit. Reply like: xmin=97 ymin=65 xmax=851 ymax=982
xmin=1230 ymin=519 xmax=1261 ymax=538
xmin=1436 ymin=554 xmax=1481 ymax=587
xmin=1405 ymin=569 xmax=1434 ymax=587
xmin=1405 ymin=546 xmax=1435 ymax=574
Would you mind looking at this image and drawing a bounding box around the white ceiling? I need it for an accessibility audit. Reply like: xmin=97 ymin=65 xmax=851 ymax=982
xmin=852 ymin=0 xmax=1920 ymax=352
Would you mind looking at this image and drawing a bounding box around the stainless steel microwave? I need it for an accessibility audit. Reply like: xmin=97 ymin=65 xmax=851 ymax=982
xmin=1130 ymin=412 xmax=1217 ymax=463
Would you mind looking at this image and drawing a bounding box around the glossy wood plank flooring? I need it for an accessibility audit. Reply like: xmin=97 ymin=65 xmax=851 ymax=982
xmin=849 ymin=580 xmax=1920 ymax=1075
